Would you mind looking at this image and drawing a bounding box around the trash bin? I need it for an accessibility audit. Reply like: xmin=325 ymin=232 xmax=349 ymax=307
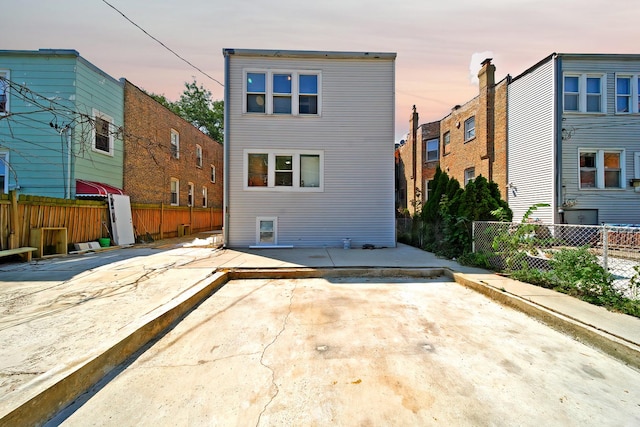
xmin=342 ymin=238 xmax=351 ymax=249
xmin=98 ymin=237 xmax=111 ymax=247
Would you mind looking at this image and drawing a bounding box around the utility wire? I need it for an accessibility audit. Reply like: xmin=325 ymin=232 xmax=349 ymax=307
xmin=101 ymin=0 xmax=224 ymax=88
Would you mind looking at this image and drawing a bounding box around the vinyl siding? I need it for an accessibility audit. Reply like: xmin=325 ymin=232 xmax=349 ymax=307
xmin=226 ymin=54 xmax=396 ymax=247
xmin=507 ymin=59 xmax=556 ymax=223
xmin=560 ymin=57 xmax=640 ymax=224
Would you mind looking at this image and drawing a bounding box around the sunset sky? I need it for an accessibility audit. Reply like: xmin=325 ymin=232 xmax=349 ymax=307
xmin=6 ymin=0 xmax=639 ymax=142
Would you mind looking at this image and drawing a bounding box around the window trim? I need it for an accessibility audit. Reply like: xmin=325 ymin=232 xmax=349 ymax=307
xmin=210 ymin=164 xmax=216 ymax=183
xmin=170 ymin=129 xmax=180 ymax=159
xmin=196 ymin=144 xmax=203 ymax=168
xmin=170 ymin=178 xmax=179 ymax=206
xmin=92 ymin=109 xmax=114 ymax=156
xmin=464 ymin=116 xmax=475 ymax=142
xmin=0 ymin=70 xmax=10 ymax=115
xmin=464 ymin=167 xmax=475 ymax=186
xmin=578 ymin=148 xmax=626 ymax=190
xmin=243 ymin=69 xmax=322 ymax=116
xmin=615 ymin=73 xmax=640 ymax=114
xmin=202 ymin=186 xmax=208 ymax=207
xmin=563 ymin=73 xmax=607 ymax=114
xmin=243 ymin=149 xmax=324 ymax=192
xmin=425 ymin=138 xmax=439 ymax=162
xmin=187 ymin=182 xmax=194 ymax=207
xmin=256 ymin=216 xmax=278 ymax=246
xmin=0 ymin=151 xmax=8 ymax=193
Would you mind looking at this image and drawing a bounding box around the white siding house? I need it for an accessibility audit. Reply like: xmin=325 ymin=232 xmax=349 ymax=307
xmin=222 ymin=49 xmax=397 ymax=248
xmin=508 ymin=53 xmax=640 ymax=225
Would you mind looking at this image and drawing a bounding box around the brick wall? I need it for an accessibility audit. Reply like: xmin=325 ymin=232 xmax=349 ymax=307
xmin=123 ymin=80 xmax=223 ymax=208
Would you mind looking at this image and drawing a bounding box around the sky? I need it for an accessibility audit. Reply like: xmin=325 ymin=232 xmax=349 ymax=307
xmin=5 ymin=0 xmax=639 ymax=142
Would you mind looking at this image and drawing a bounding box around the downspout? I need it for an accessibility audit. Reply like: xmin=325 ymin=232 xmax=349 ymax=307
xmin=222 ymin=49 xmax=231 ymax=247
xmin=554 ymin=54 xmax=563 ymax=224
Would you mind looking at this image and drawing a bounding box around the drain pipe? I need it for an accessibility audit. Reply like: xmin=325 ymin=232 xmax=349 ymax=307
xmin=222 ymin=49 xmax=232 ymax=248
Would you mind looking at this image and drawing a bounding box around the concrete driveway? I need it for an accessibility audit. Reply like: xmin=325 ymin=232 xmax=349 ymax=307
xmin=50 ymin=276 xmax=640 ymax=426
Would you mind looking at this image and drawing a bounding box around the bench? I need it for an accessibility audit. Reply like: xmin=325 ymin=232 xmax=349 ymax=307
xmin=0 ymin=247 xmax=37 ymax=262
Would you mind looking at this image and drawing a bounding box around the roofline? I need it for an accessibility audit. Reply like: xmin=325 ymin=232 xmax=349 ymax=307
xmin=0 ymin=48 xmax=80 ymax=57
xmin=222 ymin=48 xmax=396 ymax=60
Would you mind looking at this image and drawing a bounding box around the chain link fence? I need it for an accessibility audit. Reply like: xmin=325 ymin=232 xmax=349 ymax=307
xmin=473 ymin=221 xmax=640 ymax=299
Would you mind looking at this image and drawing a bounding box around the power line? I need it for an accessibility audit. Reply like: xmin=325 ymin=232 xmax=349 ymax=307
xmin=100 ymin=0 xmax=224 ymax=88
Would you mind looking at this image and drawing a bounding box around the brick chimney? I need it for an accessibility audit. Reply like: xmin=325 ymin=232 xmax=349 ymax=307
xmin=478 ymin=58 xmax=495 ymax=90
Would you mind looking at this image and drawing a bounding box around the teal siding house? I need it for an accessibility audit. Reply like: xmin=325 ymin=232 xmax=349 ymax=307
xmin=0 ymin=49 xmax=124 ymax=198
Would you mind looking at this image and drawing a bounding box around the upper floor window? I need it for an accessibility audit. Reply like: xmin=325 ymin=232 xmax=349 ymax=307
xmin=564 ymin=73 xmax=606 ymax=113
xmin=92 ymin=109 xmax=114 ymax=155
xmin=170 ymin=178 xmax=179 ymax=205
xmin=202 ymin=186 xmax=208 ymax=207
xmin=187 ymin=182 xmax=194 ymax=206
xmin=426 ymin=138 xmax=439 ymax=161
xmin=210 ymin=164 xmax=216 ymax=183
xmin=170 ymin=129 xmax=179 ymax=159
xmin=616 ymin=74 xmax=640 ymax=114
xmin=0 ymin=152 xmax=8 ymax=193
xmin=464 ymin=117 xmax=475 ymax=142
xmin=245 ymin=149 xmax=323 ymax=191
xmin=244 ymin=70 xmax=321 ymax=116
xmin=464 ymin=167 xmax=475 ymax=186
xmin=579 ymin=149 xmax=625 ymax=189
xmin=196 ymin=144 xmax=203 ymax=168
xmin=0 ymin=70 xmax=9 ymax=114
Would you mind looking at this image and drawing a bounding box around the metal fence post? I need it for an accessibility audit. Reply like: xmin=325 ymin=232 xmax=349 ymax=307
xmin=602 ymin=224 xmax=608 ymax=271
xmin=472 ymin=221 xmax=476 ymax=253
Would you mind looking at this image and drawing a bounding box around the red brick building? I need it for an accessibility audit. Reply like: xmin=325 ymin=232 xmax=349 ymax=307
xmin=122 ymin=80 xmax=223 ymax=208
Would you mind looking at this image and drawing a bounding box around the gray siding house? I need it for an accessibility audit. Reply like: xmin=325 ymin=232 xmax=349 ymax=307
xmin=508 ymin=53 xmax=640 ymax=225
xmin=222 ymin=49 xmax=397 ymax=248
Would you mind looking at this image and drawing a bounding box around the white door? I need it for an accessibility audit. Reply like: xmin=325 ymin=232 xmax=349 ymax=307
xmin=108 ymin=194 xmax=136 ymax=246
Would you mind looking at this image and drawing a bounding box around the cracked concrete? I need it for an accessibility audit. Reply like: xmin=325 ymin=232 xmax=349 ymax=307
xmin=51 ymin=277 xmax=640 ymax=426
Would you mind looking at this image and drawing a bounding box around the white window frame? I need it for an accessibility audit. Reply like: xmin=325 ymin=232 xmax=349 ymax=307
xmin=202 ymin=186 xmax=208 ymax=207
xmin=170 ymin=178 xmax=179 ymax=206
xmin=615 ymin=74 xmax=640 ymax=114
xmin=0 ymin=70 xmax=10 ymax=115
xmin=464 ymin=117 xmax=475 ymax=142
xmin=170 ymin=129 xmax=180 ymax=159
xmin=195 ymin=144 xmax=203 ymax=168
xmin=187 ymin=182 xmax=194 ymax=206
xmin=256 ymin=216 xmax=278 ymax=246
xmin=464 ymin=167 xmax=475 ymax=186
xmin=210 ymin=164 xmax=216 ymax=183
xmin=578 ymin=148 xmax=626 ymax=189
xmin=635 ymin=152 xmax=640 ymax=179
xmin=243 ymin=69 xmax=322 ymax=116
xmin=243 ymin=149 xmax=324 ymax=192
xmin=563 ymin=73 xmax=607 ymax=114
xmin=0 ymin=151 xmax=8 ymax=193
xmin=92 ymin=109 xmax=114 ymax=156
xmin=426 ymin=138 xmax=439 ymax=161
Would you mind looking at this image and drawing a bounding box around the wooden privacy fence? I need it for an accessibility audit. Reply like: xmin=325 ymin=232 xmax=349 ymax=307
xmin=0 ymin=191 xmax=223 ymax=252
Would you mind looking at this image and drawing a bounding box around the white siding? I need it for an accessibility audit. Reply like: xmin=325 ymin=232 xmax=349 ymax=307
xmin=226 ymin=53 xmax=396 ymax=247
xmin=508 ymin=59 xmax=556 ymax=223
xmin=560 ymin=57 xmax=640 ymax=225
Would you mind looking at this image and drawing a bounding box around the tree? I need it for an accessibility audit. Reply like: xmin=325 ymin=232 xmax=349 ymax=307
xmin=146 ymin=79 xmax=224 ymax=144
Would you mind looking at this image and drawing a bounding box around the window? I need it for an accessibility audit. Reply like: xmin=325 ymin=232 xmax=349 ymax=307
xmin=196 ymin=144 xmax=203 ymax=168
xmin=170 ymin=129 xmax=179 ymax=159
xmin=426 ymin=138 xmax=439 ymax=161
xmin=202 ymin=186 xmax=207 ymax=207
xmin=256 ymin=217 xmax=277 ymax=245
xmin=170 ymin=178 xmax=179 ymax=205
xmin=579 ymin=149 xmax=625 ymax=189
xmin=616 ymin=74 xmax=640 ymax=114
xmin=245 ymin=150 xmax=323 ymax=191
xmin=464 ymin=167 xmax=475 ymax=186
xmin=92 ymin=109 xmax=114 ymax=155
xmin=564 ymin=73 xmax=606 ymax=113
xmin=464 ymin=117 xmax=475 ymax=141
xmin=0 ymin=152 xmax=8 ymax=193
xmin=424 ymin=179 xmax=433 ymax=201
xmin=443 ymin=131 xmax=450 ymax=155
xmin=0 ymin=70 xmax=9 ymax=114
xmin=187 ymin=182 xmax=194 ymax=206
xmin=244 ymin=70 xmax=321 ymax=116
xmin=210 ymin=165 xmax=216 ymax=183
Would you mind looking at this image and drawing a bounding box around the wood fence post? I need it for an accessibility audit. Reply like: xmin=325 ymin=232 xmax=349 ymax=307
xmin=160 ymin=202 xmax=164 ymax=240
xmin=9 ymin=190 xmax=19 ymax=249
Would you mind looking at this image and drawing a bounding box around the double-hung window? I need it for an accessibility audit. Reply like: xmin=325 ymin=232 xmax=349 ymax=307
xmin=426 ymin=138 xmax=439 ymax=161
xmin=92 ymin=109 xmax=114 ymax=155
xmin=0 ymin=152 xmax=8 ymax=193
xmin=0 ymin=70 xmax=9 ymax=114
xmin=464 ymin=117 xmax=475 ymax=142
xmin=579 ymin=149 xmax=625 ymax=189
xmin=245 ymin=150 xmax=323 ymax=191
xmin=616 ymin=74 xmax=640 ymax=114
xmin=170 ymin=129 xmax=179 ymax=159
xmin=170 ymin=178 xmax=179 ymax=205
xmin=244 ymin=70 xmax=321 ymax=116
xmin=564 ymin=73 xmax=606 ymax=113
xmin=196 ymin=144 xmax=203 ymax=168
xmin=464 ymin=167 xmax=475 ymax=186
